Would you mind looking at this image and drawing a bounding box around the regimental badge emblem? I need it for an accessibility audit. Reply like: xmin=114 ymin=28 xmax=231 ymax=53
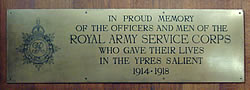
xmin=17 ymin=19 xmax=59 ymax=71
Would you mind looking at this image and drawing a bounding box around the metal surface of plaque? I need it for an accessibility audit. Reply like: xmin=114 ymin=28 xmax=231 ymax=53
xmin=7 ymin=9 xmax=244 ymax=83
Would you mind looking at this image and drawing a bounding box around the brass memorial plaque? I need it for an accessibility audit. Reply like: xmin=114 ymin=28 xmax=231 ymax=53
xmin=7 ymin=9 xmax=244 ymax=83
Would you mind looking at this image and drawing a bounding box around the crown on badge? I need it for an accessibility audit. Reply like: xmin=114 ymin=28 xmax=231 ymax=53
xmin=32 ymin=19 xmax=45 ymax=36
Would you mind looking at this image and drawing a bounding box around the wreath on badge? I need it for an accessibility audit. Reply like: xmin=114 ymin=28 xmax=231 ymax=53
xmin=16 ymin=19 xmax=59 ymax=71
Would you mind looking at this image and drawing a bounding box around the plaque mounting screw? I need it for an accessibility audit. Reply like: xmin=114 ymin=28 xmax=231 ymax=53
xmin=10 ymin=12 xmax=12 ymax=14
xmin=85 ymin=11 xmax=88 ymax=14
xmin=163 ymin=11 xmax=165 ymax=14
xmin=85 ymin=77 xmax=88 ymax=80
xmin=239 ymin=12 xmax=241 ymax=14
